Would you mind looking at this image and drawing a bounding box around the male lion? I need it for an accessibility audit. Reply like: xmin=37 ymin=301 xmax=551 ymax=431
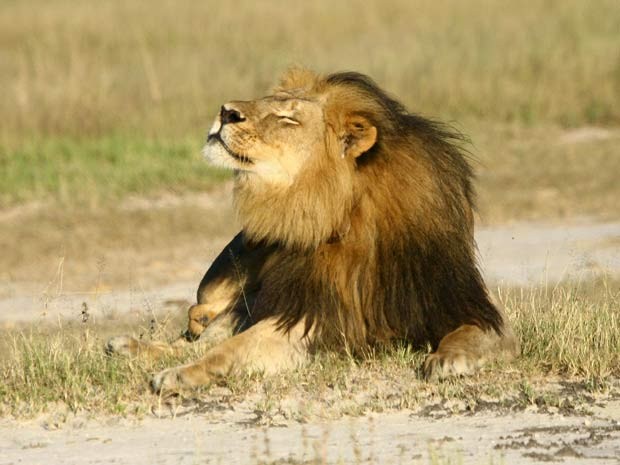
xmin=107 ymin=69 xmax=518 ymax=392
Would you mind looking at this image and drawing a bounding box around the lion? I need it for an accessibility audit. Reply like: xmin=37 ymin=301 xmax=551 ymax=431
xmin=106 ymin=68 xmax=519 ymax=393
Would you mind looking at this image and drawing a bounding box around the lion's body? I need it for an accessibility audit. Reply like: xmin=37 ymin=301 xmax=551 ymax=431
xmin=107 ymin=69 xmax=518 ymax=391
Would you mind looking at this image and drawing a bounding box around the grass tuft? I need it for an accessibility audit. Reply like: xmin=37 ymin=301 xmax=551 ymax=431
xmin=504 ymin=280 xmax=620 ymax=378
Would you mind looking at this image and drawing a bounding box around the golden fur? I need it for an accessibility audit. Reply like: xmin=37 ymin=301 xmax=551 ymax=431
xmin=106 ymin=69 xmax=519 ymax=391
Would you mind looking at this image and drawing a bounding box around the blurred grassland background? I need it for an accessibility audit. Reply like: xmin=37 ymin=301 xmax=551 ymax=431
xmin=1 ymin=0 xmax=620 ymax=210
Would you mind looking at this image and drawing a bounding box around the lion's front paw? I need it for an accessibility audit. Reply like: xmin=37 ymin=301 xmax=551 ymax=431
xmin=105 ymin=335 xmax=140 ymax=357
xmin=151 ymin=364 xmax=213 ymax=394
xmin=423 ymin=351 xmax=478 ymax=380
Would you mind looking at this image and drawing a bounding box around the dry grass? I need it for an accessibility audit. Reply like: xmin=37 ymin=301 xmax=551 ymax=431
xmin=0 ymin=319 xmax=186 ymax=417
xmin=2 ymin=0 xmax=619 ymax=139
xmin=0 ymin=189 xmax=237 ymax=291
xmin=1 ymin=279 xmax=618 ymax=419
xmin=507 ymin=280 xmax=620 ymax=379
xmin=472 ymin=125 xmax=620 ymax=223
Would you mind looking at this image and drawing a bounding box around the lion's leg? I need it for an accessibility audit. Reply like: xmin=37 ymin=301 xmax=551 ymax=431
xmin=105 ymin=296 xmax=244 ymax=359
xmin=423 ymin=323 xmax=519 ymax=380
xmin=150 ymin=318 xmax=309 ymax=393
xmin=187 ymin=232 xmax=275 ymax=339
xmin=104 ymin=334 xmax=186 ymax=358
xmin=186 ymin=303 xmax=227 ymax=340
xmin=106 ymin=232 xmax=273 ymax=359
xmin=105 ymin=308 xmax=241 ymax=359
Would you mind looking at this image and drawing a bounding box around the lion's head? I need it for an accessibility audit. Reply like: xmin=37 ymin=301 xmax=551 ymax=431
xmin=203 ymin=68 xmax=423 ymax=249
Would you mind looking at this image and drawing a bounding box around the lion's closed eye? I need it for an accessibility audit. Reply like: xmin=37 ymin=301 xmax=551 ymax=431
xmin=276 ymin=115 xmax=300 ymax=125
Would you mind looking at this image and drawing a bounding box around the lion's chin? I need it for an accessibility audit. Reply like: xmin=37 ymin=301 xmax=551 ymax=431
xmin=202 ymin=140 xmax=253 ymax=170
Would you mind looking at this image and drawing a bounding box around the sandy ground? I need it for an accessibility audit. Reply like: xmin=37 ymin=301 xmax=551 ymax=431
xmin=1 ymin=219 xmax=619 ymax=325
xmin=1 ymin=400 xmax=619 ymax=464
xmin=477 ymin=219 xmax=620 ymax=286
xmin=1 ymin=218 xmax=619 ymax=465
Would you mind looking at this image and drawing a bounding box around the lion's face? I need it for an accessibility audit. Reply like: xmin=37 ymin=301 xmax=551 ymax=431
xmin=203 ymin=93 xmax=327 ymax=185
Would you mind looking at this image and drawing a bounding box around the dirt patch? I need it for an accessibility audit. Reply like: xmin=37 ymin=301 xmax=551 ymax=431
xmin=1 ymin=401 xmax=618 ymax=465
xmin=2 ymin=217 xmax=619 ymax=327
xmin=477 ymin=219 xmax=620 ymax=286
xmin=557 ymin=127 xmax=614 ymax=145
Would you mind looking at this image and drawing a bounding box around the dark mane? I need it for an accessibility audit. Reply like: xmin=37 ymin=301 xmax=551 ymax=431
xmin=327 ymin=72 xmax=476 ymax=206
xmin=326 ymin=71 xmax=469 ymax=144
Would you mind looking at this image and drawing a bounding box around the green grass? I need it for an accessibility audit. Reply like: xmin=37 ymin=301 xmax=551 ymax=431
xmin=3 ymin=125 xmax=619 ymax=221
xmin=0 ymin=136 xmax=228 ymax=207
xmin=1 ymin=280 xmax=618 ymax=419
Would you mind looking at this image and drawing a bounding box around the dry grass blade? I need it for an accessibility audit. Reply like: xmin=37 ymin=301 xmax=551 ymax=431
xmin=503 ymin=280 xmax=620 ymax=379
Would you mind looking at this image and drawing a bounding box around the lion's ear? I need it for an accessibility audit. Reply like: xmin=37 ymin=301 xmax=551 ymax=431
xmin=343 ymin=116 xmax=377 ymax=159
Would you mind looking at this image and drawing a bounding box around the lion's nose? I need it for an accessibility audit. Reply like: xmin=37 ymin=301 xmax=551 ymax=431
xmin=220 ymin=105 xmax=245 ymax=125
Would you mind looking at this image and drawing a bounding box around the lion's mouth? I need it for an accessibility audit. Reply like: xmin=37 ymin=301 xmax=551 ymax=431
xmin=208 ymin=133 xmax=253 ymax=165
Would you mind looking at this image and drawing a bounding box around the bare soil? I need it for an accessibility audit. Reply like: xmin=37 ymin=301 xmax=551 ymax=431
xmin=1 ymin=400 xmax=618 ymax=464
xmin=2 ymin=212 xmax=618 ymax=326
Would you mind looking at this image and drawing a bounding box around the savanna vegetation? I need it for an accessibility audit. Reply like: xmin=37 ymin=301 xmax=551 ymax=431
xmin=1 ymin=279 xmax=618 ymax=417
